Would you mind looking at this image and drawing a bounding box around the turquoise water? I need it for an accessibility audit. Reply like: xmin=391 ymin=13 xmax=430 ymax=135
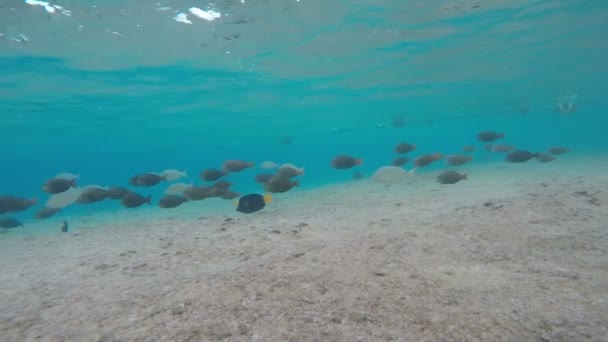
xmin=1 ymin=0 xmax=607 ymax=222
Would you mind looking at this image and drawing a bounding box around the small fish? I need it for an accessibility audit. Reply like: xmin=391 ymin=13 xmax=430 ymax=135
xmin=391 ymin=117 xmax=405 ymax=127
xmin=0 ymin=196 xmax=37 ymax=214
xmin=259 ymin=161 xmax=278 ymax=170
xmin=164 ymin=182 xmax=193 ymax=196
xmin=121 ymin=192 xmax=151 ymax=208
xmin=200 ymin=168 xmax=225 ymax=181
xmin=36 ymin=207 xmax=61 ymax=219
xmin=61 ymin=220 xmax=68 ymax=233
xmin=536 ymin=153 xmax=556 ymax=163
xmin=392 ymin=157 xmax=409 ymax=167
xmin=505 ymin=150 xmax=540 ymax=163
xmin=547 ymin=146 xmax=570 ymax=155
xmin=437 ymin=171 xmax=467 ymax=184
xmin=107 ymin=186 xmax=129 ymax=199
xmin=277 ymin=164 xmax=304 ymax=179
xmin=43 ymin=177 xmax=77 ymax=194
xmin=158 ymin=195 xmax=187 ymax=209
xmin=372 ymin=166 xmax=413 ymax=184
xmin=76 ymin=187 xmax=110 ymax=204
xmin=220 ymin=190 xmax=240 ymax=200
xmin=413 ymin=153 xmax=442 ymax=167
xmin=129 ymin=173 xmax=165 ymax=187
xmin=556 ymin=102 xmax=576 ymax=115
xmin=477 ymin=131 xmax=504 ymax=142
xmin=160 ymin=169 xmax=187 ymax=181
xmin=463 ymin=145 xmax=475 ymax=153
xmin=280 ymin=136 xmax=294 ymax=147
xmin=445 ymin=154 xmax=472 ymax=166
xmin=54 ymin=172 xmax=79 ymax=181
xmin=490 ymin=144 xmax=514 ymax=153
xmin=184 ymin=186 xmax=214 ymax=201
xmin=264 ymin=177 xmax=299 ymax=193
xmin=394 ymin=142 xmax=416 ymax=154
xmin=236 ymin=193 xmax=272 ymax=214
xmin=214 ymin=180 xmax=232 ymax=189
xmin=222 ymin=160 xmax=254 ymax=173
xmin=255 ymin=173 xmax=275 ymax=184
xmin=0 ymin=217 xmax=23 ymax=229
xmin=45 ymin=188 xmax=82 ymax=209
xmin=331 ymin=155 xmax=363 ymax=169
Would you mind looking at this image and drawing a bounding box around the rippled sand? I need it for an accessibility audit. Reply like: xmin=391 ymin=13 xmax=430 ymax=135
xmin=1 ymin=155 xmax=607 ymax=341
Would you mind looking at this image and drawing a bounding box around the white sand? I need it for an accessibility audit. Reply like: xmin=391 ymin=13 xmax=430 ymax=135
xmin=1 ymin=155 xmax=608 ymax=341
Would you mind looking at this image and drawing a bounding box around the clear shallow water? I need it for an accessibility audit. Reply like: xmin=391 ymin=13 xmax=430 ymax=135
xmin=1 ymin=0 xmax=607 ymax=222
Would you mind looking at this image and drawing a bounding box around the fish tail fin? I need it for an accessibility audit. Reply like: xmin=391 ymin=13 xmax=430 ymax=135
xmin=533 ymin=153 xmax=542 ymax=158
xmin=300 ymin=166 xmax=305 ymax=176
xmin=462 ymin=174 xmax=468 ymax=180
xmin=263 ymin=193 xmax=273 ymax=204
xmin=233 ymin=199 xmax=239 ymax=208
xmin=69 ymin=178 xmax=78 ymax=187
xmin=356 ymin=158 xmax=364 ymax=165
xmin=30 ymin=198 xmax=38 ymax=205
xmin=434 ymin=153 xmax=443 ymax=159
xmin=182 ymin=170 xmax=188 ymax=178
xmin=293 ymin=179 xmax=300 ymax=187
xmin=145 ymin=196 xmax=152 ymax=205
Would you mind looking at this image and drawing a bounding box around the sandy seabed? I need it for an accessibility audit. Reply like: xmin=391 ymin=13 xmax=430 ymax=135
xmin=1 ymin=156 xmax=608 ymax=342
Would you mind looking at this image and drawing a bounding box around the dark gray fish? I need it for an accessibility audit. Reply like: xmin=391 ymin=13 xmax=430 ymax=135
xmin=184 ymin=186 xmax=214 ymax=201
xmin=36 ymin=207 xmax=61 ymax=219
xmin=222 ymin=160 xmax=254 ymax=173
xmin=0 ymin=217 xmax=23 ymax=229
xmin=394 ymin=142 xmax=416 ymax=154
xmin=107 ymin=186 xmax=129 ymax=199
xmin=276 ymin=166 xmax=304 ymax=179
xmin=490 ymin=144 xmax=514 ymax=153
xmin=43 ymin=178 xmax=77 ymax=194
xmin=264 ymin=177 xmax=299 ymax=193
xmin=505 ymin=150 xmax=540 ymax=163
xmin=331 ymin=155 xmax=363 ymax=169
xmin=280 ymin=136 xmax=294 ymax=147
xmin=121 ymin=192 xmax=151 ymax=208
xmin=391 ymin=117 xmax=405 ymax=127
xmin=537 ymin=153 xmax=556 ymax=163
xmin=445 ymin=154 xmax=472 ymax=166
xmin=220 ymin=190 xmax=240 ymax=200
xmin=0 ymin=196 xmax=37 ymax=214
xmin=129 ymin=173 xmax=165 ymax=187
xmin=200 ymin=169 xmax=225 ymax=181
xmin=76 ymin=188 xmax=110 ymax=204
xmin=547 ymin=146 xmax=570 ymax=155
xmin=414 ymin=153 xmax=442 ymax=167
xmin=477 ymin=131 xmax=504 ymax=142
xmin=158 ymin=195 xmax=187 ymax=209
xmin=255 ymin=173 xmax=274 ymax=184
xmin=437 ymin=171 xmax=467 ymax=184
xmin=392 ymin=157 xmax=409 ymax=166
xmin=214 ymin=180 xmax=232 ymax=189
